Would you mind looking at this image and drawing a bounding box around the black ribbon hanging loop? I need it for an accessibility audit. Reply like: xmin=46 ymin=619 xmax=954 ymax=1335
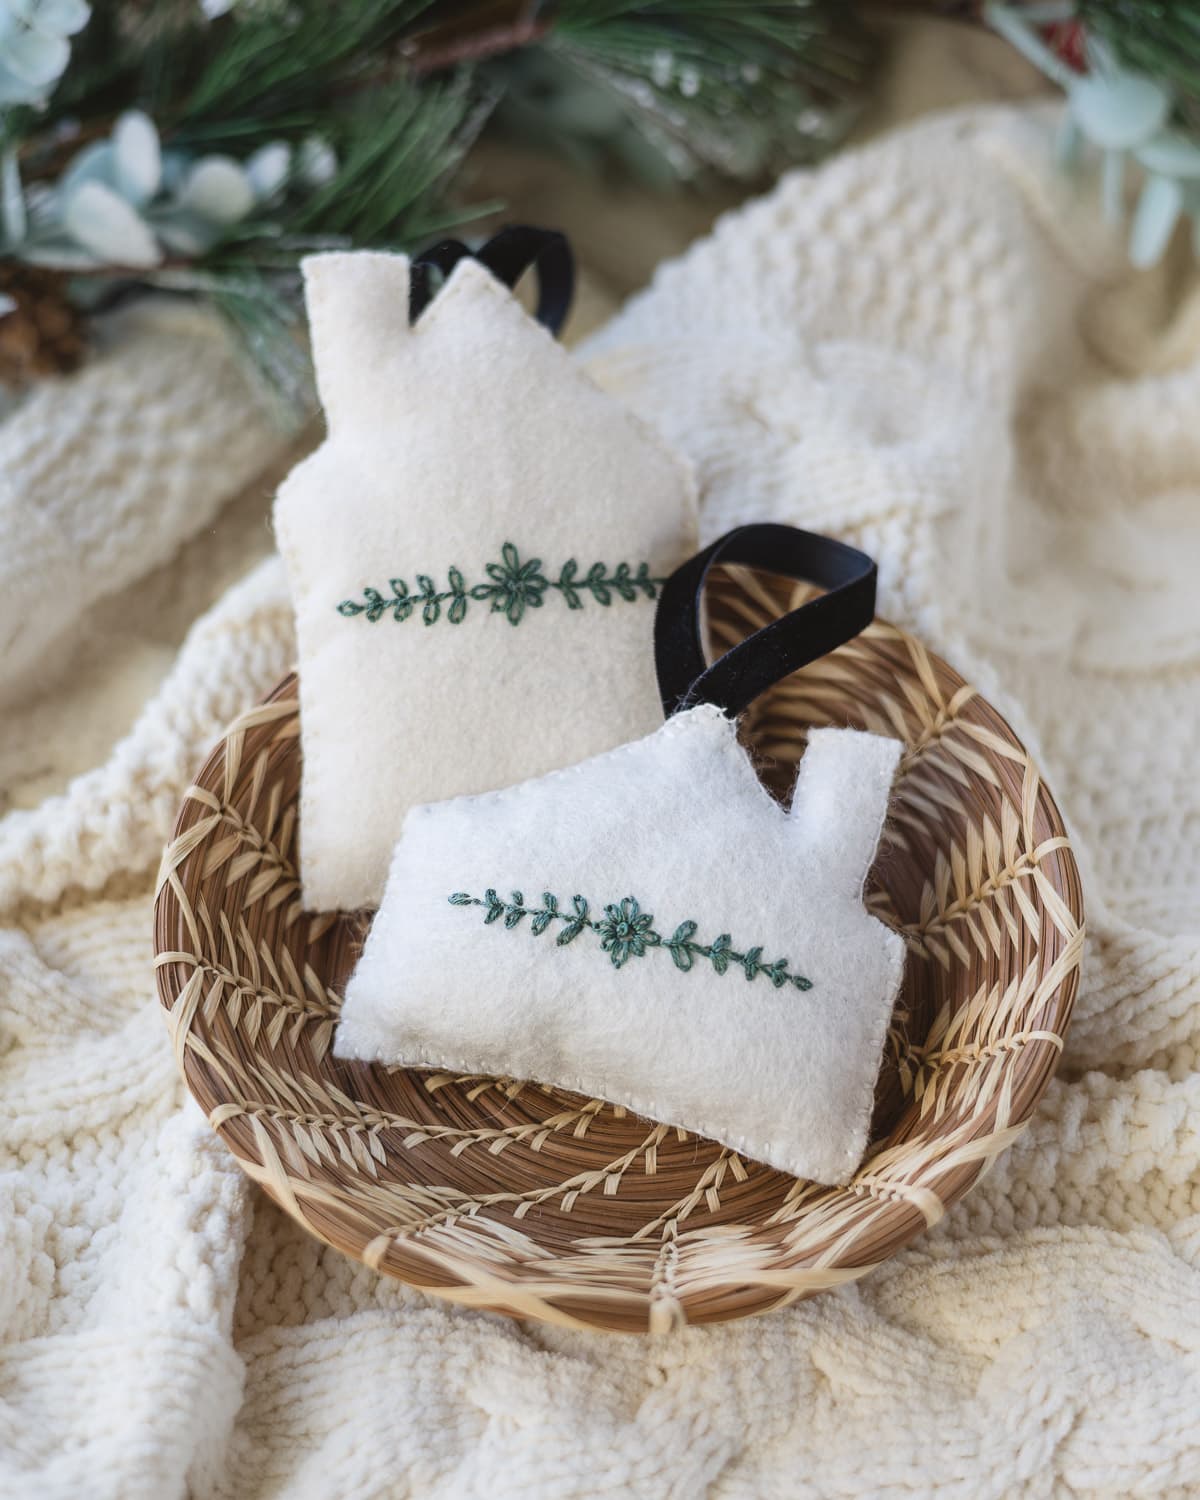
xmin=408 ymin=225 xmax=575 ymax=334
xmin=654 ymin=523 xmax=878 ymax=720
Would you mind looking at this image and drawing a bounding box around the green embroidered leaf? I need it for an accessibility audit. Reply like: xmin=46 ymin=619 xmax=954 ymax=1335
xmin=511 ymin=891 xmax=524 ymax=906
xmin=416 ymin=574 xmax=440 ymax=626
xmin=670 ymin=921 xmax=697 ymax=946
xmin=764 ymin=960 xmax=788 ymax=988
xmin=448 ymin=567 xmax=465 ymax=596
xmin=709 ymin=934 xmax=732 ymax=975
xmin=387 ymin=579 xmax=414 ymax=623
xmin=471 ymin=583 xmax=497 ymax=600
xmin=572 ymin=895 xmax=589 ymax=922
xmin=585 ymin=562 xmax=611 ymax=606
xmin=542 ymin=893 xmax=558 ymax=913
xmin=482 ymin=888 xmax=503 ymax=924
xmin=742 ymin=946 xmax=763 ymax=980
xmin=530 ymin=909 xmax=554 ymax=936
xmin=635 ymin=562 xmax=658 ymax=598
xmin=612 ymin=561 xmax=636 ymax=602
xmin=447 ymin=892 xmax=473 ymax=906
xmin=557 ymin=920 xmax=586 ymax=946
xmin=337 ymin=600 xmax=365 ymax=616
xmin=557 ymin=559 xmax=582 ymax=610
xmin=504 ymin=907 xmax=525 ymax=929
xmin=793 ymin=975 xmax=813 ymax=991
xmin=447 ymin=594 xmax=468 ymax=624
xmin=668 ymin=942 xmax=694 ymax=972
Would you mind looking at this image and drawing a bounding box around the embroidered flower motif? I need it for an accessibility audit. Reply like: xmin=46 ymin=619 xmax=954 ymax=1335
xmin=450 ymin=889 xmax=814 ymax=989
xmin=596 ymin=897 xmax=659 ymax=969
xmin=483 ymin=542 xmax=548 ymax=625
xmin=337 ymin=544 xmax=665 ymax=626
xmin=449 ymin=888 xmax=814 ymax=989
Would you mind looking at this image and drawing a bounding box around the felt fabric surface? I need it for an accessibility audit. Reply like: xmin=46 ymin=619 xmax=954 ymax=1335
xmin=337 ymin=709 xmax=905 ymax=1185
xmin=275 ymin=252 xmax=697 ymax=912
xmin=6 ymin=99 xmax=1200 ymax=1499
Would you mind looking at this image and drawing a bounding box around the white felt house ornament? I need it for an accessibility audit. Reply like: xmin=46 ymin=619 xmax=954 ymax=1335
xmin=274 ymin=230 xmax=697 ymax=911
xmin=338 ymin=526 xmax=907 ymax=1186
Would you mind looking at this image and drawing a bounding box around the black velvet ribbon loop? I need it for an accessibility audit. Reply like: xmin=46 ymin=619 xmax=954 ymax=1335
xmin=654 ymin=523 xmax=878 ymax=720
xmin=408 ymin=225 xmax=574 ymax=334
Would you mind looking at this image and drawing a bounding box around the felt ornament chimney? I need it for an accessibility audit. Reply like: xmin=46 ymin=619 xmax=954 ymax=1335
xmin=337 ymin=706 xmax=905 ymax=1187
xmin=274 ymin=247 xmax=697 ymax=911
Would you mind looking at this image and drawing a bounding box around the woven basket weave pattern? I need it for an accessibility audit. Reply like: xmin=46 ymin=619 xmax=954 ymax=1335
xmin=154 ymin=571 xmax=1083 ymax=1333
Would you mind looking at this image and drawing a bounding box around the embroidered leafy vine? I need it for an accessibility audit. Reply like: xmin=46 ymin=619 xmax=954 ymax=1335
xmin=337 ymin=543 xmax=666 ymax=627
xmin=448 ymin=890 xmax=814 ymax=991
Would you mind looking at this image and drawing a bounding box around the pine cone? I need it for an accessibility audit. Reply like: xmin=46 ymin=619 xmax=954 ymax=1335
xmin=0 ymin=262 xmax=88 ymax=390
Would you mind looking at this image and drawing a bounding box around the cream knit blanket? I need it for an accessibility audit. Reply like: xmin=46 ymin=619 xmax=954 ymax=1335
xmin=3 ymin=106 xmax=1200 ymax=1499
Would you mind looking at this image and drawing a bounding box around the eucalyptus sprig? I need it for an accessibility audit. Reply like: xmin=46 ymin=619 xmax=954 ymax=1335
xmin=987 ymin=1 xmax=1200 ymax=266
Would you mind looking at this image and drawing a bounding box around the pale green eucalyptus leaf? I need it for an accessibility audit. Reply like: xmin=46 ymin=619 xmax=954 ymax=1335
xmin=245 ymin=141 xmax=290 ymax=202
xmin=1130 ymin=172 xmax=1184 ymax=268
xmin=63 ymin=179 xmax=160 ymax=268
xmin=113 ymin=110 xmax=161 ymax=206
xmin=59 ymin=140 xmax=115 ymax=199
xmin=1 ymin=147 xmax=25 ymax=245
xmin=180 ymin=156 xmax=255 ymax=225
xmin=1069 ymin=69 xmax=1170 ymax=150
xmin=1136 ymin=131 xmax=1200 ymax=180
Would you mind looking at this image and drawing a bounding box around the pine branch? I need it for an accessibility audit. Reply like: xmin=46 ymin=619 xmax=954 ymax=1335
xmin=187 ymin=77 xmax=489 ymax=413
xmin=176 ymin=0 xmax=443 ymax=146
xmin=288 ymin=80 xmax=484 ymax=243
xmin=497 ymin=0 xmax=877 ymax=180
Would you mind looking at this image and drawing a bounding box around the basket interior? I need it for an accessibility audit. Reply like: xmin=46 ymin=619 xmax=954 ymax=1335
xmin=154 ymin=568 xmax=1083 ymax=1333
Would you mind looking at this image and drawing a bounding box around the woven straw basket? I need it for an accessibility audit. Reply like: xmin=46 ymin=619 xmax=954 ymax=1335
xmin=154 ymin=567 xmax=1084 ymax=1333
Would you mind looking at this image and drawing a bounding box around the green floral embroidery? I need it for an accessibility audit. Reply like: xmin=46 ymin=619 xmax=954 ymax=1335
xmin=448 ymin=889 xmax=814 ymax=990
xmin=337 ymin=543 xmax=666 ymax=627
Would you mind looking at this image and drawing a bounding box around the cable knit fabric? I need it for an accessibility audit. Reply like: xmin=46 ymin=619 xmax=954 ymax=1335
xmin=3 ymin=104 xmax=1200 ymax=1498
xmin=0 ymin=299 xmax=288 ymax=708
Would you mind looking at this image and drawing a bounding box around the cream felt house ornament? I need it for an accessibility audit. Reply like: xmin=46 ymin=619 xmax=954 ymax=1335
xmin=337 ymin=526 xmax=908 ymax=1186
xmin=274 ymin=229 xmax=698 ymax=912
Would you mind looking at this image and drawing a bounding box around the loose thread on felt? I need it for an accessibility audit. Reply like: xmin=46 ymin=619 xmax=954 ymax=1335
xmin=337 ymin=542 xmax=666 ymax=627
xmin=448 ymin=890 xmax=814 ymax=990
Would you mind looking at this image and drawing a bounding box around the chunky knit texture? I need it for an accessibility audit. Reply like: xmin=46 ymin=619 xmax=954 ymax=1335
xmin=0 ymin=300 xmax=287 ymax=709
xmin=3 ymin=104 xmax=1200 ymax=1497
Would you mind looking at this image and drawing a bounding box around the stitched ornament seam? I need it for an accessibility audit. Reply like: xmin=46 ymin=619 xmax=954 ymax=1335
xmin=448 ymin=889 xmax=814 ymax=990
xmin=338 ymin=542 xmax=667 ymax=627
